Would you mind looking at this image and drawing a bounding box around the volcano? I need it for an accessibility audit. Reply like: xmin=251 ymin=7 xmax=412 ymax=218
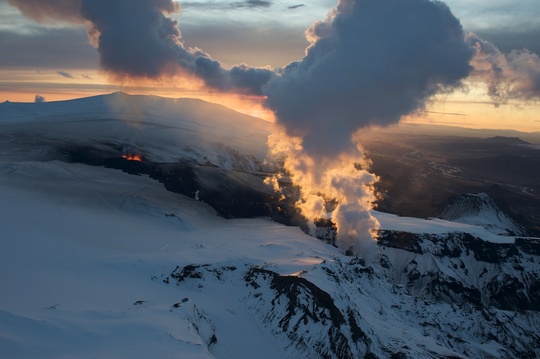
xmin=0 ymin=93 xmax=538 ymax=359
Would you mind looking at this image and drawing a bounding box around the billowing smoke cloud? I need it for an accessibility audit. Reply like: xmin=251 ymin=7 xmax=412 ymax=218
xmin=8 ymin=0 xmax=274 ymax=95
xmin=264 ymin=0 xmax=473 ymax=158
xmin=466 ymin=32 xmax=540 ymax=103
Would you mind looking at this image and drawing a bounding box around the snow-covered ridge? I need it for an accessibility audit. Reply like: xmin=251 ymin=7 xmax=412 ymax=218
xmin=375 ymin=209 xmax=517 ymax=244
xmin=0 ymin=92 xmax=273 ymax=167
xmin=440 ymin=192 xmax=528 ymax=236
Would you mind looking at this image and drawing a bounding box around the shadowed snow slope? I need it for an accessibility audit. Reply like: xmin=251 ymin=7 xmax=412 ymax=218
xmin=440 ymin=192 xmax=528 ymax=236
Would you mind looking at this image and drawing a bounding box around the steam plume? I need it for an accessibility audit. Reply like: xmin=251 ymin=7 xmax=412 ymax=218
xmin=265 ymin=0 xmax=473 ymax=158
xmin=267 ymin=132 xmax=379 ymax=255
xmin=264 ymin=0 xmax=473 ymax=254
xmin=466 ymin=33 xmax=540 ymax=103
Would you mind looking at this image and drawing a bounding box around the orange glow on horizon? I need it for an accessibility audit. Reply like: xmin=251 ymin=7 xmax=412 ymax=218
xmin=0 ymin=68 xmax=276 ymax=122
xmin=2 ymin=70 xmax=538 ymax=131
xmin=92 ymin=70 xmax=277 ymax=122
xmin=400 ymin=98 xmax=540 ymax=133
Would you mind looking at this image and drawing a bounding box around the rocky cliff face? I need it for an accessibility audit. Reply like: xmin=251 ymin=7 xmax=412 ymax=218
xmin=378 ymin=230 xmax=540 ymax=311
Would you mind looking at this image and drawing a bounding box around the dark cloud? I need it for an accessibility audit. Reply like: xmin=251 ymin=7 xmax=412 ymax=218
xmin=245 ymin=0 xmax=271 ymax=8
xmin=229 ymin=63 xmax=274 ymax=93
xmin=288 ymin=4 xmax=304 ymax=10
xmin=57 ymin=70 xmax=74 ymax=78
xmin=264 ymin=0 xmax=474 ymax=159
xmin=82 ymin=74 xmax=92 ymax=79
xmin=76 ymin=0 xmax=184 ymax=79
xmin=8 ymin=0 xmax=274 ymax=93
xmin=193 ymin=56 xmax=273 ymax=95
xmin=181 ymin=1 xmax=272 ymax=10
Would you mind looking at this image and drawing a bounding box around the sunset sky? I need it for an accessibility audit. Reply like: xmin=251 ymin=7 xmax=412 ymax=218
xmin=1 ymin=0 xmax=539 ymax=132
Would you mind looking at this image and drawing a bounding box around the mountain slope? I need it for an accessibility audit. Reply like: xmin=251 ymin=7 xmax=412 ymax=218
xmin=0 ymin=92 xmax=277 ymax=217
xmin=0 ymin=92 xmax=272 ymax=165
xmin=440 ymin=192 xmax=529 ymax=236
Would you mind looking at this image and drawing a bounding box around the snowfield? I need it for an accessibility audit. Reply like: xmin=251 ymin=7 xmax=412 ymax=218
xmin=0 ymin=161 xmax=333 ymax=359
xmin=1 ymin=94 xmax=539 ymax=358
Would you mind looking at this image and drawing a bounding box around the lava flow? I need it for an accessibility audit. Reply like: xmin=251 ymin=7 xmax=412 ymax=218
xmin=122 ymin=154 xmax=143 ymax=162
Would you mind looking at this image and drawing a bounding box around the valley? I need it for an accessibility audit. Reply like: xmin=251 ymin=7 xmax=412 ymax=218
xmin=358 ymin=126 xmax=540 ymax=234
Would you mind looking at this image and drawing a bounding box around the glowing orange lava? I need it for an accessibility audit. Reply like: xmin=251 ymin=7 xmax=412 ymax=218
xmin=122 ymin=154 xmax=142 ymax=161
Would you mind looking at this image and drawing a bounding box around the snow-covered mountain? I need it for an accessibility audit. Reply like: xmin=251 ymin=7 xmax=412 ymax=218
xmin=440 ymin=193 xmax=529 ymax=236
xmin=0 ymin=92 xmax=272 ymax=167
xmin=1 ymin=94 xmax=538 ymax=358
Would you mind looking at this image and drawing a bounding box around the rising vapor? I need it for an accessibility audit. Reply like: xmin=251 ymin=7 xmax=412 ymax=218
xmin=34 ymin=94 xmax=46 ymax=103
xmin=264 ymin=0 xmax=473 ymax=254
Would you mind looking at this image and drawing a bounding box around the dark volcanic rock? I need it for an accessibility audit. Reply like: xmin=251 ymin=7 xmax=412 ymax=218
xmin=244 ymin=267 xmax=372 ymax=359
xmin=377 ymin=230 xmax=423 ymax=254
xmin=59 ymin=143 xmax=275 ymax=219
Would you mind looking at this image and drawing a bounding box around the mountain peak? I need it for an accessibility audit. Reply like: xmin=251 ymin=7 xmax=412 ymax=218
xmin=440 ymin=192 xmax=528 ymax=236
